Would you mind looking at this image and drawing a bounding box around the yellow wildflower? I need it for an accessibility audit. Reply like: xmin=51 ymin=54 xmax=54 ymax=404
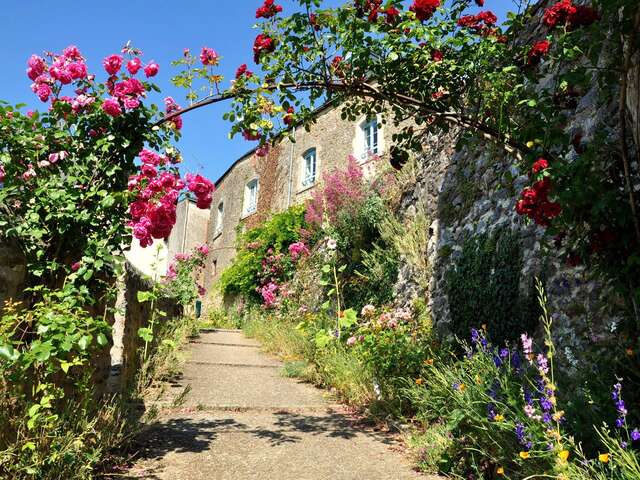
xmin=598 ymin=453 xmax=609 ymax=463
xmin=424 ymin=358 xmax=434 ymax=366
xmin=552 ymin=410 xmax=565 ymax=421
xmin=415 ymin=378 xmax=424 ymax=385
xmin=519 ymin=451 xmax=530 ymax=459
xmin=494 ymin=414 xmax=505 ymax=422
xmin=475 ymin=375 xmax=481 ymax=385
xmin=459 ymin=383 xmax=466 ymax=392
xmin=558 ymin=450 xmax=570 ymax=461
xmin=496 ymin=466 xmax=505 ymax=475
xmin=526 ymin=141 xmax=535 ymax=148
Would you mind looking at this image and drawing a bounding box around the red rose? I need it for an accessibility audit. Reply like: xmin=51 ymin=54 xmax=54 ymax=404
xmin=543 ymin=1 xmax=598 ymax=30
xmin=256 ymin=0 xmax=282 ymax=19
xmin=148 ymin=203 xmax=177 ymax=239
xmin=253 ymin=34 xmax=276 ymax=64
xmin=541 ymin=201 xmax=561 ymax=219
xmin=129 ymin=200 xmax=148 ymax=220
xmin=431 ymin=49 xmax=444 ymax=62
xmin=528 ymin=40 xmax=551 ymax=66
xmin=531 ymin=158 xmax=549 ymax=174
xmin=533 ymin=177 xmax=551 ymax=198
xmin=283 ymin=107 xmax=294 ymax=125
xmin=410 ymin=0 xmax=440 ymax=22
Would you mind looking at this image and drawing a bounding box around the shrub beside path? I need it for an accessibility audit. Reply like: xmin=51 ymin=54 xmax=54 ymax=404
xmin=124 ymin=329 xmax=434 ymax=479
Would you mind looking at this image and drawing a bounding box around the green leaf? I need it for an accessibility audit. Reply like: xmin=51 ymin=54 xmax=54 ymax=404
xmin=0 ymin=343 xmax=18 ymax=361
xmin=78 ymin=335 xmax=91 ymax=351
xmin=96 ymin=333 xmax=108 ymax=347
xmin=137 ymin=290 xmax=154 ymax=303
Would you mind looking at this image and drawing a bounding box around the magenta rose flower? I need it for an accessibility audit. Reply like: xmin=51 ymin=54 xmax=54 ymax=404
xmin=102 ymin=98 xmax=122 ymax=117
xmin=144 ymin=61 xmax=159 ymax=77
xmin=103 ymin=54 xmax=123 ymax=75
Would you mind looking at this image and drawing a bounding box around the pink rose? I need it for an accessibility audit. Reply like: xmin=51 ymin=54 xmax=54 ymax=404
xmin=148 ymin=203 xmax=176 ymax=239
xmin=127 ymin=57 xmax=142 ymax=75
xmin=71 ymin=261 xmax=82 ymax=272
xmin=141 ymin=163 xmax=157 ymax=178
xmin=186 ymin=173 xmax=215 ymax=197
xmin=197 ymin=244 xmax=210 ymax=256
xmin=144 ymin=61 xmax=159 ymax=77
xmin=63 ymin=45 xmax=82 ymax=60
xmin=36 ymin=83 xmax=52 ymax=102
xmin=196 ymin=194 xmax=212 ymax=209
xmin=198 ymin=285 xmax=207 ymax=297
xmin=129 ymin=200 xmax=148 ymax=220
xmin=0 ymin=165 xmax=5 ymax=182
xmin=102 ymin=98 xmax=122 ymax=117
xmin=200 ymin=47 xmax=219 ymax=66
xmin=103 ymin=54 xmax=123 ymax=75
xmin=67 ymin=62 xmax=87 ymax=80
xmin=123 ymin=97 xmax=140 ymax=110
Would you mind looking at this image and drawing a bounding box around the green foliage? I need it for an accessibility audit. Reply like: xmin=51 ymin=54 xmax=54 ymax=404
xmin=445 ymin=229 xmax=540 ymax=344
xmin=218 ymin=204 xmax=307 ymax=299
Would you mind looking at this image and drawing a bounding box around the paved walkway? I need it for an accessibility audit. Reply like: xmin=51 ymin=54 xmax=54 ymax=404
xmin=125 ymin=329 xmax=431 ymax=480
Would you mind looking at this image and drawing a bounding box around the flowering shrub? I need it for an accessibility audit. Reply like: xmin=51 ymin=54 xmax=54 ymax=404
xmin=0 ymin=44 xmax=213 ymax=296
xmin=218 ymin=205 xmax=308 ymax=302
xmin=163 ymin=244 xmax=209 ymax=307
xmin=407 ymin=285 xmax=640 ymax=478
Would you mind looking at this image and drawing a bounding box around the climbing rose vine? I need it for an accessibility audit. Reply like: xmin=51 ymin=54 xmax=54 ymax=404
xmin=0 ymin=43 xmax=213 ymax=293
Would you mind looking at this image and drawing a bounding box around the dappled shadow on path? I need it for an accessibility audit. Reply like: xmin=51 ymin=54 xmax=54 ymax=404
xmin=117 ymin=409 xmax=399 ymax=478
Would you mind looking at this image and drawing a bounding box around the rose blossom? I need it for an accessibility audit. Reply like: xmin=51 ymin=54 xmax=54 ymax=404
xmin=127 ymin=57 xmax=142 ymax=74
xmin=144 ymin=61 xmax=159 ymax=77
xmin=200 ymin=47 xmax=219 ymax=66
xmin=102 ymin=98 xmax=122 ymax=117
xmin=103 ymin=54 xmax=123 ymax=75
xmin=410 ymin=0 xmax=440 ymax=22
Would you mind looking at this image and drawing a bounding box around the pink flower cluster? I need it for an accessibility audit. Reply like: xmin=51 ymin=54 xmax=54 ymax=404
xmin=259 ymin=282 xmax=279 ymax=307
xmin=200 ymin=47 xmax=219 ymax=66
xmin=305 ymin=155 xmax=365 ymax=226
xmin=185 ymin=173 xmax=215 ymax=209
xmin=128 ymin=149 xmax=214 ymax=247
xmin=288 ymin=241 xmax=309 ymax=261
xmin=28 ymin=45 xmax=89 ymax=103
xmin=165 ymin=244 xmax=210 ymax=296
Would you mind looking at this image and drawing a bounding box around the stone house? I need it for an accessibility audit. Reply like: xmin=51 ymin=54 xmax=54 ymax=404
xmin=202 ymin=102 xmax=396 ymax=306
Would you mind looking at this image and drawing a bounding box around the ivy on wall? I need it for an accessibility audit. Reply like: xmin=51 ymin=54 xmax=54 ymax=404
xmin=444 ymin=229 xmax=540 ymax=344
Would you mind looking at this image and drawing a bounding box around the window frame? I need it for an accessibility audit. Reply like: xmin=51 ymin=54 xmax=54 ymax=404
xmin=361 ymin=117 xmax=379 ymax=158
xmin=215 ymin=201 xmax=224 ymax=234
xmin=301 ymin=148 xmax=317 ymax=188
xmin=243 ymin=178 xmax=259 ymax=215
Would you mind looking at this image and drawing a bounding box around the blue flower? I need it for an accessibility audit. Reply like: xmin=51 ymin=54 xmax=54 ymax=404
xmin=631 ymin=429 xmax=640 ymax=441
xmin=499 ymin=347 xmax=509 ymax=359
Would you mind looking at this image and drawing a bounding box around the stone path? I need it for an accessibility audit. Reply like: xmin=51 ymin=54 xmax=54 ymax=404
xmin=125 ymin=329 xmax=433 ymax=480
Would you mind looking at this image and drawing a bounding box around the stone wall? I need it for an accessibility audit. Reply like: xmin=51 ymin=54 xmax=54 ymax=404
xmin=395 ymin=4 xmax=639 ymax=371
xmin=108 ymin=261 xmax=182 ymax=392
xmin=0 ymin=240 xmax=26 ymax=312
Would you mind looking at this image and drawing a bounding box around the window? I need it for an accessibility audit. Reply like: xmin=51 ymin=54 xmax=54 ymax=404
xmin=301 ymin=148 xmax=317 ymax=187
xmin=244 ymin=178 xmax=258 ymax=215
xmin=361 ymin=118 xmax=379 ymax=158
xmin=215 ymin=201 xmax=224 ymax=234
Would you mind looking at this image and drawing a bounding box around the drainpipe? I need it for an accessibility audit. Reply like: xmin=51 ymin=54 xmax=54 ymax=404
xmin=286 ymin=127 xmax=296 ymax=208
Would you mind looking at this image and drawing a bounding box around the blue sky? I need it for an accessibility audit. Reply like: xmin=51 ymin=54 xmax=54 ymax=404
xmin=0 ymin=0 xmax=514 ymax=183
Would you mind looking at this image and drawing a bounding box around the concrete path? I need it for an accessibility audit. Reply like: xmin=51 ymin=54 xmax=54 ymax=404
xmin=125 ymin=329 xmax=431 ymax=480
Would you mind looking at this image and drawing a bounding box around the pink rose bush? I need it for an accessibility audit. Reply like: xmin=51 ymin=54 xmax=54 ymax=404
xmin=128 ymin=149 xmax=215 ymax=247
xmin=164 ymin=244 xmax=210 ymax=304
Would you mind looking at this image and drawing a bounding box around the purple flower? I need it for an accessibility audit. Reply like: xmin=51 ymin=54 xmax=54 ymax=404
xmin=471 ymin=328 xmax=480 ymax=344
xmin=487 ymin=403 xmax=496 ymax=421
xmin=499 ymin=347 xmax=509 ymax=359
xmin=493 ymin=355 xmax=502 ymax=368
xmin=536 ymin=353 xmax=549 ymax=374
xmin=621 ymin=441 xmax=628 ymax=449
xmin=515 ymin=423 xmax=526 ymax=444
xmin=631 ymin=429 xmax=640 ymax=441
xmin=511 ymin=351 xmax=522 ymax=371
xmin=616 ymin=418 xmax=625 ymax=428
xmin=540 ymin=396 xmax=553 ymax=412
xmin=521 ymin=333 xmax=533 ymax=357
xmin=542 ymin=412 xmax=552 ymax=424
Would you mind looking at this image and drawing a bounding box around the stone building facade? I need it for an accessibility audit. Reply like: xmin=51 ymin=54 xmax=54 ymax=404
xmin=203 ymin=103 xmax=393 ymax=303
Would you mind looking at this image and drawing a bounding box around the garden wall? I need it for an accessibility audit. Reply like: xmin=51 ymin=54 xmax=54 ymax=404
xmin=396 ymin=3 xmax=639 ymax=370
xmin=108 ymin=261 xmax=182 ymax=392
xmin=0 ymin=240 xmax=26 ymax=313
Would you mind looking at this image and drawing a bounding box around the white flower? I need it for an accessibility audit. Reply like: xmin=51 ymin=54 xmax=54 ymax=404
xmin=326 ymin=238 xmax=337 ymax=250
